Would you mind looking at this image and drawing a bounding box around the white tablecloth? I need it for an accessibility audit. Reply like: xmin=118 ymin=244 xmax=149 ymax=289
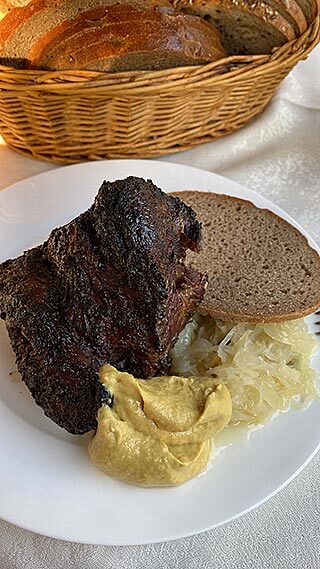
xmin=0 ymin=46 xmax=320 ymax=569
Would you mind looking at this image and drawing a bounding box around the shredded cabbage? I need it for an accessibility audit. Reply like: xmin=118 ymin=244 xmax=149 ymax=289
xmin=170 ymin=314 xmax=319 ymax=428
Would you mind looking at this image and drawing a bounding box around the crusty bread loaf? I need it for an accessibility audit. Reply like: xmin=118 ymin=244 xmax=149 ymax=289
xmin=172 ymin=191 xmax=320 ymax=323
xmin=0 ymin=0 xmax=226 ymax=71
xmin=172 ymin=0 xmax=296 ymax=54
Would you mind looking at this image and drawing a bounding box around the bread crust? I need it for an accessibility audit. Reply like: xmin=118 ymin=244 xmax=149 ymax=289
xmin=171 ymin=191 xmax=320 ymax=323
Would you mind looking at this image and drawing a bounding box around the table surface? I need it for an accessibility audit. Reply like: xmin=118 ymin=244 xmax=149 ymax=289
xmin=0 ymin=46 xmax=319 ymax=569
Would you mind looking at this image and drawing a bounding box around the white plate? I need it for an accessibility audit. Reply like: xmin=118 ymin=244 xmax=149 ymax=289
xmin=0 ymin=160 xmax=319 ymax=546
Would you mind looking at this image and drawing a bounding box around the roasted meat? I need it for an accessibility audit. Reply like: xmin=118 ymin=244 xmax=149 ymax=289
xmin=0 ymin=177 xmax=206 ymax=434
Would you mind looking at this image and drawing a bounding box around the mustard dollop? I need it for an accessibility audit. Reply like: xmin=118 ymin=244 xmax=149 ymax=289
xmin=88 ymin=364 xmax=232 ymax=487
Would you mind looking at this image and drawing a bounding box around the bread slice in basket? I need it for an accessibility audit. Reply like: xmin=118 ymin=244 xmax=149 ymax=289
xmin=294 ymin=0 xmax=317 ymax=23
xmin=171 ymin=191 xmax=320 ymax=323
xmin=172 ymin=0 xmax=297 ymax=54
xmin=0 ymin=0 xmax=226 ymax=70
xmin=269 ymin=0 xmax=307 ymax=35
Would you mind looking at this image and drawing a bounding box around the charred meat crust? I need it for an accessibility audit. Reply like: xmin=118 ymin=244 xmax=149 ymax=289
xmin=0 ymin=176 xmax=206 ymax=434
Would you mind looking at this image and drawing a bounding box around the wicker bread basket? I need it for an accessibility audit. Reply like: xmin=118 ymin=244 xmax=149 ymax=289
xmin=0 ymin=6 xmax=318 ymax=164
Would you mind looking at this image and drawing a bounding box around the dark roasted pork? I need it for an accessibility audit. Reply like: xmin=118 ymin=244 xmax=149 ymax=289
xmin=0 ymin=177 xmax=206 ymax=434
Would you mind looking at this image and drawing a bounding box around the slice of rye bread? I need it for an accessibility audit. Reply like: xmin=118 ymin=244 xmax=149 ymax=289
xmin=0 ymin=0 xmax=226 ymax=70
xmin=171 ymin=191 xmax=320 ymax=323
xmin=269 ymin=0 xmax=307 ymax=35
xmin=172 ymin=0 xmax=296 ymax=54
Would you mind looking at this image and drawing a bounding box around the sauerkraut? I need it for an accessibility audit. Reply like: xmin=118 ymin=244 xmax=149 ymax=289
xmin=170 ymin=314 xmax=319 ymax=428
